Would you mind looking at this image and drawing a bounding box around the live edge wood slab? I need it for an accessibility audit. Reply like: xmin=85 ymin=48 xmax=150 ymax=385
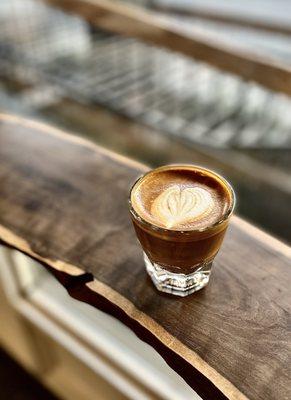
xmin=0 ymin=114 xmax=290 ymax=400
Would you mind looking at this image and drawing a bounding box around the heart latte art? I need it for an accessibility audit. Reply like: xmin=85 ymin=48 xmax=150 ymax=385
xmin=151 ymin=185 xmax=214 ymax=229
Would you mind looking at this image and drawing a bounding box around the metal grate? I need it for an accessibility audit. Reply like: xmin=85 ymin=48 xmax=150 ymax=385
xmin=1 ymin=0 xmax=291 ymax=148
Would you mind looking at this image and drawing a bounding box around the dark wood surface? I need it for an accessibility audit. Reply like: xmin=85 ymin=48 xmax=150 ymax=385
xmin=0 ymin=114 xmax=290 ymax=400
xmin=41 ymin=0 xmax=291 ymax=96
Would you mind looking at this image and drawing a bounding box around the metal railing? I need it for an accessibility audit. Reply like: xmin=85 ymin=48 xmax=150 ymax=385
xmin=1 ymin=0 xmax=291 ymax=148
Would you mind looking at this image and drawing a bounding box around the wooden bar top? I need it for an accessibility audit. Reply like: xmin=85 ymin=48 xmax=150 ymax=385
xmin=0 ymin=114 xmax=290 ymax=400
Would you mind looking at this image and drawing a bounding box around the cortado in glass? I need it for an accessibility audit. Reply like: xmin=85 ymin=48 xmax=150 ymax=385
xmin=129 ymin=165 xmax=235 ymax=296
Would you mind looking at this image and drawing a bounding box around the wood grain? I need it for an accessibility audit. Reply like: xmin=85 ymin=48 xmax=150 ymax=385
xmin=0 ymin=114 xmax=290 ymax=400
xmin=40 ymin=0 xmax=291 ymax=95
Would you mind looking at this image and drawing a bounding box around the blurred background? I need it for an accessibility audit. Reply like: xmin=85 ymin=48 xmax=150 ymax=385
xmin=0 ymin=1 xmax=290 ymax=399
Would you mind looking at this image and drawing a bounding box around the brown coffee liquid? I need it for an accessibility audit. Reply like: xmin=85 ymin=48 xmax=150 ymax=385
xmin=131 ymin=165 xmax=232 ymax=231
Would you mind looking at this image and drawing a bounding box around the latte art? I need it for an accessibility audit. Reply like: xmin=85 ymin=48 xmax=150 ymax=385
xmin=151 ymin=185 xmax=214 ymax=229
xmin=130 ymin=165 xmax=232 ymax=231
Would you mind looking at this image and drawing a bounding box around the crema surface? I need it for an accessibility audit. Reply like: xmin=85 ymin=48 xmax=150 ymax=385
xmin=131 ymin=166 xmax=232 ymax=231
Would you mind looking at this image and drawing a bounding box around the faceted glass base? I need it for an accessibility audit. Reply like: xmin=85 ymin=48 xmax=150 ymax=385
xmin=144 ymin=252 xmax=212 ymax=296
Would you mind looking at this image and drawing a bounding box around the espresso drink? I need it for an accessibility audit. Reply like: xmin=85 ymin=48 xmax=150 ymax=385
xmin=129 ymin=165 xmax=235 ymax=296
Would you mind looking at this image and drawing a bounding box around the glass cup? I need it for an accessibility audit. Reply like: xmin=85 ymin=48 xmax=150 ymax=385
xmin=129 ymin=165 xmax=235 ymax=296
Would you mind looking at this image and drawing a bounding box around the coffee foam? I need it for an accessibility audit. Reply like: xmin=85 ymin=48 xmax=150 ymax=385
xmin=151 ymin=185 xmax=214 ymax=229
xmin=131 ymin=166 xmax=232 ymax=231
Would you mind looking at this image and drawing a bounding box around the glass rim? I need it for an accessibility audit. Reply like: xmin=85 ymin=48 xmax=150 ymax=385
xmin=128 ymin=164 xmax=236 ymax=235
